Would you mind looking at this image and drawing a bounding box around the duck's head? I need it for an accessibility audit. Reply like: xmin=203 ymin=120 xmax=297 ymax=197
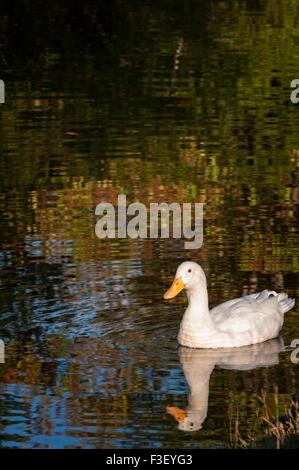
xmin=163 ymin=261 xmax=206 ymax=300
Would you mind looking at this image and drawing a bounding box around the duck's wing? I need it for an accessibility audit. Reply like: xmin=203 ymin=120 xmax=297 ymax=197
xmin=211 ymin=290 xmax=276 ymax=314
xmin=210 ymin=290 xmax=283 ymax=334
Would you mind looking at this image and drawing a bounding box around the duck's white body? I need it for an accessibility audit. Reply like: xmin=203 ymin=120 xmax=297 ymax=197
xmin=164 ymin=262 xmax=295 ymax=349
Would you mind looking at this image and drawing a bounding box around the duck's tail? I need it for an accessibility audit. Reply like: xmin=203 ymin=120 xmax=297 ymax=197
xmin=277 ymin=293 xmax=296 ymax=314
xmin=251 ymin=290 xmax=295 ymax=314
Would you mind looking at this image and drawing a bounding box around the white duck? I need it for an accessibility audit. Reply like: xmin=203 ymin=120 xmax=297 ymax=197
xmin=164 ymin=261 xmax=295 ymax=348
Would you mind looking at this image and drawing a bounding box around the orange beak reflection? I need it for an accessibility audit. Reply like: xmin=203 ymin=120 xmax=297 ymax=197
xmin=166 ymin=406 xmax=187 ymax=422
xmin=163 ymin=276 xmax=185 ymax=300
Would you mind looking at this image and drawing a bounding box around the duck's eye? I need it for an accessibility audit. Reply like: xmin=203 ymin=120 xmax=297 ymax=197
xmin=188 ymin=268 xmax=192 ymax=273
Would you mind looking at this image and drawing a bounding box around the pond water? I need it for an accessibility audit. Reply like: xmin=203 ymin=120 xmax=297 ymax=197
xmin=0 ymin=1 xmax=299 ymax=448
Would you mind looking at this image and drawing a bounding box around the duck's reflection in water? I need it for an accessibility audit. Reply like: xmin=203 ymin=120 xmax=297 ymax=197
xmin=167 ymin=337 xmax=284 ymax=432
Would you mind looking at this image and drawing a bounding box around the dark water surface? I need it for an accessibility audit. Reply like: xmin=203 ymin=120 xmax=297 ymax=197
xmin=0 ymin=1 xmax=299 ymax=448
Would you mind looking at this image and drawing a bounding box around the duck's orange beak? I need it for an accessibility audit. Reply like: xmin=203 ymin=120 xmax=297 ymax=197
xmin=166 ymin=406 xmax=187 ymax=422
xmin=163 ymin=277 xmax=185 ymax=299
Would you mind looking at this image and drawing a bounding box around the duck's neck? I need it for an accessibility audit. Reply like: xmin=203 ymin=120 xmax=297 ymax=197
xmin=183 ymin=284 xmax=214 ymax=331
